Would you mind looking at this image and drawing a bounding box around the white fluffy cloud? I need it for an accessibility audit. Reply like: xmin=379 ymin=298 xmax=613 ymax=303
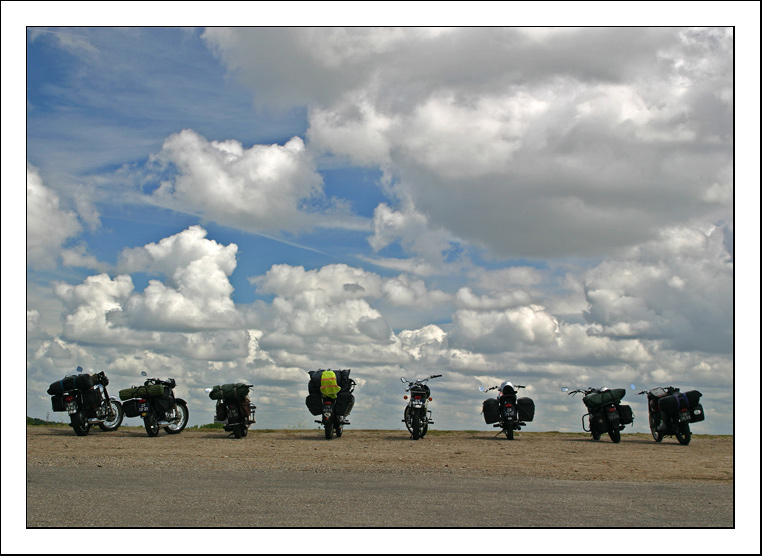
xmin=26 ymin=163 xmax=82 ymax=269
xmin=149 ymin=130 xmax=325 ymax=232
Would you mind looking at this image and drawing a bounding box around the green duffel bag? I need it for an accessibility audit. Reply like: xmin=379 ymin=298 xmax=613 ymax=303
xmin=119 ymin=384 xmax=165 ymax=400
xmin=208 ymin=383 xmax=250 ymax=400
xmin=582 ymin=388 xmax=626 ymax=411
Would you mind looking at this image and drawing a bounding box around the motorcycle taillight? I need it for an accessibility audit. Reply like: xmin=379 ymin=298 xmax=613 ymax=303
xmin=414 ymin=395 xmax=422 ymax=399
xmin=64 ymin=396 xmax=74 ymax=402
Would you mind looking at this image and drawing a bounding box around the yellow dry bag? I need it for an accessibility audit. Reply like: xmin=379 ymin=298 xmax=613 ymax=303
xmin=320 ymin=369 xmax=341 ymax=399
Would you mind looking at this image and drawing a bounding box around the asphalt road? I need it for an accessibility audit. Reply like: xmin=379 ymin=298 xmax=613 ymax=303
xmin=27 ymin=466 xmax=732 ymax=528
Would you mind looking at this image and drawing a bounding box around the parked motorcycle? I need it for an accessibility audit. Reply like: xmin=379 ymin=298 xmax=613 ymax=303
xmin=563 ymin=386 xmax=633 ymax=443
xmin=305 ymin=369 xmax=356 ymax=440
xmin=119 ymin=371 xmax=189 ymax=437
xmin=47 ymin=366 xmax=124 ymax=436
xmin=480 ymin=381 xmax=535 ymax=440
xmin=401 ymin=374 xmax=441 ymax=440
xmin=638 ymin=386 xmax=704 ymax=445
xmin=205 ymin=383 xmax=256 ymax=439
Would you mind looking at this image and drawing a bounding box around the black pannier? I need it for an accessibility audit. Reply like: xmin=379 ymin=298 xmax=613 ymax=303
xmin=334 ymin=391 xmax=355 ymax=416
xmin=482 ymin=398 xmax=500 ymax=424
xmin=305 ymin=393 xmax=323 ymax=416
xmin=589 ymin=413 xmax=608 ymax=433
xmin=617 ymin=404 xmax=633 ymax=425
xmin=122 ymin=399 xmax=142 ymax=418
xmin=690 ymin=403 xmax=705 ymax=423
xmin=151 ymin=387 xmax=172 ymax=415
xmin=47 ymin=374 xmax=94 ymax=396
xmin=51 ymin=395 xmax=66 ymax=412
xmin=81 ymin=388 xmax=102 ymax=408
xmin=517 ymin=397 xmax=535 ymax=422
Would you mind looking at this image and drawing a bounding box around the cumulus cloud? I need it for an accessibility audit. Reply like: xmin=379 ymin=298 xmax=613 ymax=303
xmin=149 ymin=130 xmax=325 ymax=232
xmin=205 ymin=27 xmax=732 ymax=258
xmin=26 ymin=163 xmax=82 ymax=269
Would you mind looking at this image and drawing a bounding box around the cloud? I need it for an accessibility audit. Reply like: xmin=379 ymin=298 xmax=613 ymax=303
xmin=149 ymin=130 xmax=326 ymax=233
xmin=26 ymin=163 xmax=82 ymax=269
xmin=206 ymin=28 xmax=733 ymax=259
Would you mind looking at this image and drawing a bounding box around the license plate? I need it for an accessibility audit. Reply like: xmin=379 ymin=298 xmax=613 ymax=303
xmin=679 ymin=410 xmax=690 ymax=422
xmin=66 ymin=402 xmax=77 ymax=414
xmin=138 ymin=402 xmax=149 ymax=412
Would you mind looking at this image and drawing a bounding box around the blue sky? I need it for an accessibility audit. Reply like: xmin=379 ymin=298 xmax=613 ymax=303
xmin=8 ymin=14 xmax=758 ymax=443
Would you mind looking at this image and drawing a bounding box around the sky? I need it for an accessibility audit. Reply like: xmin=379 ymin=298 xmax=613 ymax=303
xmin=18 ymin=22 xmax=749 ymax=436
xmin=5 ymin=3 xmax=761 ymax=549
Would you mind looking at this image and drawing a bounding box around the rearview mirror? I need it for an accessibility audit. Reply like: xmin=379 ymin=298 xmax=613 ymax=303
xmin=400 ymin=377 xmax=407 ymax=382
xmin=561 ymin=387 xmax=569 ymax=392
xmin=204 ymin=388 xmax=212 ymax=394
xmin=141 ymin=371 xmax=148 ymax=377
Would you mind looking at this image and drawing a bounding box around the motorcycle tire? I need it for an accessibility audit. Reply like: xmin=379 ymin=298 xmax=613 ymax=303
xmin=70 ymin=410 xmax=91 ymax=436
xmin=232 ymin=424 xmax=244 ymax=439
xmin=676 ymin=422 xmax=691 ymax=445
xmin=164 ymin=400 xmax=189 ymax=434
xmin=591 ymin=430 xmax=601 ymax=441
xmin=411 ymin=410 xmax=421 ymax=440
xmin=403 ymin=406 xmax=414 ymax=435
xmin=335 ymin=420 xmax=343 ymax=438
xmin=608 ymin=428 xmax=621 ymax=443
xmin=144 ymin=413 xmax=160 ymax=437
xmin=504 ymin=425 xmax=514 ymax=440
xmin=324 ymin=420 xmax=334 ymax=440
xmin=649 ymin=415 xmax=663 ymax=442
xmin=98 ymin=399 xmax=124 ymax=432
xmin=240 ymin=425 xmax=248 ymax=438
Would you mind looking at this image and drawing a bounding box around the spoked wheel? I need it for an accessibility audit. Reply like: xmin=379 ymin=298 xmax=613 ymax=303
xmin=164 ymin=401 xmax=188 ymax=434
xmin=70 ymin=410 xmax=91 ymax=436
xmin=608 ymin=428 xmax=621 ymax=443
xmin=144 ymin=413 xmax=160 ymax=437
xmin=676 ymin=422 xmax=691 ymax=445
xmin=649 ymin=415 xmax=663 ymax=442
xmin=99 ymin=399 xmax=124 ymax=432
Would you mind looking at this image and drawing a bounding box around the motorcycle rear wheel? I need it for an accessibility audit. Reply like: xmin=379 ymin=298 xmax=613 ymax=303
xmin=71 ymin=410 xmax=91 ymax=436
xmin=98 ymin=399 xmax=124 ymax=432
xmin=232 ymin=424 xmax=244 ymax=439
xmin=164 ymin=401 xmax=188 ymax=434
xmin=411 ymin=410 xmax=421 ymax=440
xmin=676 ymin=422 xmax=691 ymax=445
xmin=608 ymin=428 xmax=621 ymax=443
xmin=324 ymin=420 xmax=334 ymax=440
xmin=504 ymin=424 xmax=514 ymax=440
xmin=144 ymin=413 xmax=160 ymax=437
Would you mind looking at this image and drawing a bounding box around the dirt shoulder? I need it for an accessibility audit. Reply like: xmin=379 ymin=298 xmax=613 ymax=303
xmin=26 ymin=426 xmax=733 ymax=483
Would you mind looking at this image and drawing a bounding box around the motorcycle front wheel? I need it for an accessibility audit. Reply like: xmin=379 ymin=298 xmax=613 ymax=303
xmin=164 ymin=401 xmax=189 ymax=434
xmin=335 ymin=419 xmax=343 ymax=438
xmin=676 ymin=422 xmax=691 ymax=445
xmin=411 ymin=410 xmax=422 ymax=440
xmin=98 ymin=399 xmax=124 ymax=432
xmin=144 ymin=413 xmax=160 ymax=437
xmin=71 ymin=410 xmax=91 ymax=436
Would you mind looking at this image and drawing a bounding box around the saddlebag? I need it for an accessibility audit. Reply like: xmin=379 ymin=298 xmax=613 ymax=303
xmin=81 ymin=388 xmax=102 ymax=408
xmin=50 ymin=394 xmax=66 ymax=412
xmin=482 ymin=398 xmax=500 ymax=424
xmin=119 ymin=384 xmax=165 ymax=400
xmin=47 ymin=374 xmax=94 ymax=396
xmin=305 ymin=393 xmax=323 ymax=416
xmin=690 ymin=403 xmax=705 ymax=423
xmin=589 ymin=412 xmax=608 ymax=433
xmin=308 ymin=369 xmax=352 ymax=394
xmin=658 ymin=390 xmax=702 ymax=415
xmin=122 ymin=399 xmax=143 ymax=418
xmin=517 ymin=397 xmax=535 ymax=422
xmin=334 ymin=391 xmax=355 ymax=416
xmin=582 ymin=388 xmax=626 ymax=411
xmin=208 ymin=383 xmax=251 ymax=400
xmin=617 ymin=404 xmax=634 ymax=425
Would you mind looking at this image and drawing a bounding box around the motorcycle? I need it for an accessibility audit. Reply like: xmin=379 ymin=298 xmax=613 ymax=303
xmin=205 ymin=383 xmax=256 ymax=439
xmin=638 ymin=386 xmax=704 ymax=445
xmin=305 ymin=369 xmax=356 ymax=440
xmin=401 ymin=374 xmax=441 ymax=440
xmin=563 ymin=386 xmax=633 ymax=443
xmin=47 ymin=366 xmax=124 ymax=436
xmin=119 ymin=371 xmax=189 ymax=437
xmin=480 ymin=381 xmax=535 ymax=440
